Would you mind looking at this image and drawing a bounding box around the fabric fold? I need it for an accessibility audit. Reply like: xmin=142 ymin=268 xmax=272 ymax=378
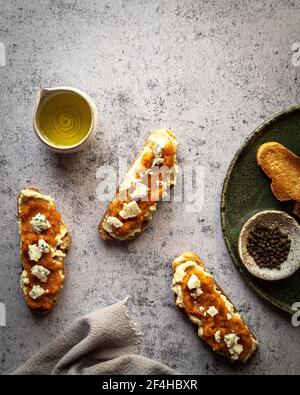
xmin=14 ymin=299 xmax=175 ymax=375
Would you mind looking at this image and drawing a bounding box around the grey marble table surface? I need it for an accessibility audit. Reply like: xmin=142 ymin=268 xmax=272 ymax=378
xmin=1 ymin=0 xmax=300 ymax=375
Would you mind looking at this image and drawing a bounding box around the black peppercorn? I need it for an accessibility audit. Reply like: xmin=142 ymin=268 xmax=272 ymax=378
xmin=246 ymin=224 xmax=291 ymax=269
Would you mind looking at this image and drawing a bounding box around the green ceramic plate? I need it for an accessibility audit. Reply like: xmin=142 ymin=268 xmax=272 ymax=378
xmin=221 ymin=105 xmax=300 ymax=315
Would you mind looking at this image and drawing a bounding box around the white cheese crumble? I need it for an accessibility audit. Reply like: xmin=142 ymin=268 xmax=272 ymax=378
xmin=130 ymin=182 xmax=149 ymax=200
xmin=187 ymin=274 xmax=201 ymax=290
xmin=29 ymin=285 xmax=48 ymax=300
xmin=207 ymin=306 xmax=219 ymax=318
xmin=150 ymin=136 xmax=166 ymax=167
xmin=51 ymin=248 xmax=66 ymax=258
xmin=145 ymin=168 xmax=153 ymax=176
xmin=38 ymin=239 xmax=50 ymax=253
xmin=28 ymin=239 xmax=50 ymax=261
xmin=119 ymin=201 xmax=141 ymax=219
xmin=103 ymin=216 xmax=124 ymax=234
xmin=224 ymin=333 xmax=243 ymax=360
xmin=31 ymin=265 xmax=51 ymax=283
xmin=172 ymin=261 xmax=200 ymax=306
xmin=214 ymin=330 xmax=222 ymax=344
xmin=119 ymin=175 xmax=135 ymax=193
xmin=20 ymin=270 xmax=30 ymax=295
xmin=28 ymin=244 xmax=42 ymax=262
xmin=198 ymin=327 xmax=204 ymax=337
xmin=30 ymin=213 xmax=51 ymax=233
xmin=152 ymin=157 xmax=164 ymax=166
xmin=227 ymin=313 xmax=232 ymax=320
xmin=191 ymin=288 xmax=203 ymax=298
xmin=189 ymin=315 xmax=202 ymax=325
xmin=187 ymin=273 xmax=203 ymax=299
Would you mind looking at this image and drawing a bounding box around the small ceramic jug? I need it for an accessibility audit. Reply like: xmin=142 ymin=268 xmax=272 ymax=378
xmin=33 ymin=86 xmax=98 ymax=153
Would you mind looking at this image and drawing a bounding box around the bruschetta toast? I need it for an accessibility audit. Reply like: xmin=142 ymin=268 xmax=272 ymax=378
xmin=172 ymin=252 xmax=258 ymax=362
xmin=257 ymin=142 xmax=300 ymax=215
xmin=99 ymin=129 xmax=178 ymax=240
xmin=18 ymin=188 xmax=70 ymax=314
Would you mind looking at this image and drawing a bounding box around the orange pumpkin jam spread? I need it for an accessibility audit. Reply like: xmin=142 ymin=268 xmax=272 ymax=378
xmin=19 ymin=193 xmax=67 ymax=312
xmin=101 ymin=129 xmax=177 ymax=239
xmin=172 ymin=253 xmax=257 ymax=362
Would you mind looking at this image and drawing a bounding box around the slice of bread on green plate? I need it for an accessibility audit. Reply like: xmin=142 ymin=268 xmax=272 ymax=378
xmin=257 ymin=142 xmax=300 ymax=216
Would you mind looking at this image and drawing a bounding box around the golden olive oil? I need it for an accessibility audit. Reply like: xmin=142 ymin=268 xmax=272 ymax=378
xmin=36 ymin=92 xmax=92 ymax=147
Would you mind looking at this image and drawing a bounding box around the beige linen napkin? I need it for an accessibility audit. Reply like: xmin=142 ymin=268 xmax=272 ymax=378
xmin=14 ymin=299 xmax=176 ymax=375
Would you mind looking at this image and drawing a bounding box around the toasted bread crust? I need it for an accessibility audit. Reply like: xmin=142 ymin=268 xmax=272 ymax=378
xmin=257 ymin=142 xmax=300 ymax=202
xmin=99 ymin=225 xmax=110 ymax=240
xmin=98 ymin=216 xmax=150 ymax=241
xmin=18 ymin=187 xmax=70 ymax=314
xmin=172 ymin=252 xmax=258 ymax=363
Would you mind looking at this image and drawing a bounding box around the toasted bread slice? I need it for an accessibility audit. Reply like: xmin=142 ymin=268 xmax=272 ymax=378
xmin=99 ymin=129 xmax=178 ymax=241
xmin=172 ymin=252 xmax=258 ymax=363
xmin=18 ymin=188 xmax=70 ymax=314
xmin=257 ymin=142 xmax=300 ymax=202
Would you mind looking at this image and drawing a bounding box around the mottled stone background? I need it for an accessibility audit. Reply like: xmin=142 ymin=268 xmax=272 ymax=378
xmin=0 ymin=0 xmax=300 ymax=375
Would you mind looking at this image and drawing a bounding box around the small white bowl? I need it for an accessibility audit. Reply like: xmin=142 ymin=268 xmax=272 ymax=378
xmin=238 ymin=210 xmax=300 ymax=281
xmin=33 ymin=86 xmax=98 ymax=154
